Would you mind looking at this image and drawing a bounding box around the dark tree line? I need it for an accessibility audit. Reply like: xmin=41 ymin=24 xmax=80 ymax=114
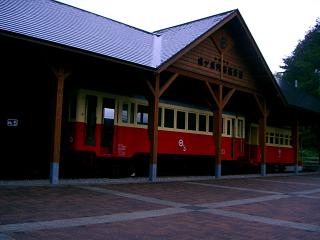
xmin=278 ymin=18 xmax=320 ymax=159
xmin=280 ymin=18 xmax=320 ymax=98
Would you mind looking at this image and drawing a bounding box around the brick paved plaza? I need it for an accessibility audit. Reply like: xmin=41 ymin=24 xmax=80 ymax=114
xmin=1 ymin=174 xmax=320 ymax=239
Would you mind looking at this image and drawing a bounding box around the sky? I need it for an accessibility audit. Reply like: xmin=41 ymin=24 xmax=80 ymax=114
xmin=57 ymin=0 xmax=320 ymax=73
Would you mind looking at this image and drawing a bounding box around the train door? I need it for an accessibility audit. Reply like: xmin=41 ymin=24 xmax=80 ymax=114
xmin=223 ymin=116 xmax=235 ymax=159
xmin=248 ymin=125 xmax=259 ymax=163
xmin=231 ymin=118 xmax=236 ymax=158
xmin=100 ymin=97 xmax=115 ymax=154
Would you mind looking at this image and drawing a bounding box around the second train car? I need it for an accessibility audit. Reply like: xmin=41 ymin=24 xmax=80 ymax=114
xmin=66 ymin=89 xmax=296 ymax=174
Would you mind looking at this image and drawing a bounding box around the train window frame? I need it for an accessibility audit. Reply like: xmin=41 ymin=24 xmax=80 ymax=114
xmin=209 ymin=115 xmax=213 ymax=133
xmin=187 ymin=112 xmax=197 ymax=131
xmin=279 ymin=133 xmax=284 ymax=145
xmin=121 ymin=102 xmax=129 ymax=124
xmin=266 ymin=132 xmax=269 ymax=144
xmin=164 ymin=108 xmax=175 ymax=129
xmin=265 ymin=127 xmax=293 ymax=147
xmin=222 ymin=116 xmax=235 ymax=137
xmin=198 ymin=114 xmax=207 ymax=132
xmin=158 ymin=107 xmax=163 ymax=127
xmin=176 ymin=110 xmax=186 ymax=130
xmin=269 ymin=132 xmax=275 ymax=144
xmin=237 ymin=118 xmax=245 ymax=138
xmin=249 ymin=125 xmax=259 ymax=145
xmin=136 ymin=104 xmax=148 ymax=126
xmin=85 ymin=95 xmax=98 ymax=146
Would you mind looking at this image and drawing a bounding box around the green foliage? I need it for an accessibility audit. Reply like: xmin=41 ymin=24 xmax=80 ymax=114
xmin=281 ymin=18 xmax=320 ymax=97
xmin=279 ymin=19 xmax=320 ymax=156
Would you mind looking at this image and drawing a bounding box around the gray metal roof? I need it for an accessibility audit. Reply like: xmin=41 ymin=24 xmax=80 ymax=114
xmin=0 ymin=0 xmax=155 ymax=67
xmin=277 ymin=80 xmax=320 ymax=114
xmin=0 ymin=0 xmax=233 ymax=69
xmin=154 ymin=10 xmax=234 ymax=65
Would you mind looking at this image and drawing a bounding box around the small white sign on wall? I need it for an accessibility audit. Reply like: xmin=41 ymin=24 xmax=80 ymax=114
xmin=7 ymin=119 xmax=19 ymax=127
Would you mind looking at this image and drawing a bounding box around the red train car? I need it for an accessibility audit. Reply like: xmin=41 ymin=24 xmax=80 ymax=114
xmin=66 ymin=89 xmax=295 ymax=172
xmin=246 ymin=124 xmax=295 ymax=171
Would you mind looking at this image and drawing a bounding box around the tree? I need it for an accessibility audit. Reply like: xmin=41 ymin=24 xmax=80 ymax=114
xmin=281 ymin=18 xmax=320 ymax=98
xmin=279 ymin=19 xmax=320 ymax=163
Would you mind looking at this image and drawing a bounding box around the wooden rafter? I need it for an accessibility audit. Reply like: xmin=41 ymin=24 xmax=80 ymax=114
xmin=254 ymin=94 xmax=269 ymax=117
xmin=222 ymin=88 xmax=236 ymax=109
xmin=159 ymin=73 xmax=179 ymax=97
xmin=146 ymin=73 xmax=179 ymax=98
xmin=210 ymin=37 xmax=221 ymax=54
xmin=145 ymin=79 xmax=155 ymax=96
xmin=205 ymin=81 xmax=219 ymax=107
xmin=167 ymin=66 xmax=261 ymax=95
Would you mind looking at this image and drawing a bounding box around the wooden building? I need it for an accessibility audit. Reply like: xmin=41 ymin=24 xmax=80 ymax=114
xmin=0 ymin=0 xmax=319 ymax=183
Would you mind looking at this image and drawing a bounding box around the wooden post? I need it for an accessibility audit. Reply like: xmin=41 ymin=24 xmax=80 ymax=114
xmin=259 ymin=113 xmax=267 ymax=176
xmin=292 ymin=120 xmax=299 ymax=175
xmin=214 ymin=105 xmax=223 ymax=178
xmin=255 ymin=95 xmax=268 ymax=176
xmin=148 ymin=74 xmax=160 ymax=182
xmin=205 ymin=82 xmax=235 ymax=178
xmin=50 ymin=67 xmax=70 ymax=184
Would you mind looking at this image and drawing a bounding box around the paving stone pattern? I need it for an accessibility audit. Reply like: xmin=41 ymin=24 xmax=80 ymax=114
xmin=0 ymin=174 xmax=320 ymax=239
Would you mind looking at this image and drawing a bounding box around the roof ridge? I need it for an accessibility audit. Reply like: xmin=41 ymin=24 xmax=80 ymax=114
xmin=153 ymin=9 xmax=237 ymax=34
xmin=53 ymin=0 xmax=156 ymax=36
xmin=151 ymin=35 xmax=162 ymax=67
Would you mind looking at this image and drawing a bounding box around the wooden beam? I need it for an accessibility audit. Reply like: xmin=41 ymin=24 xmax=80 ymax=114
xmin=254 ymin=95 xmax=269 ymax=117
xmin=50 ymin=67 xmax=71 ymax=184
xmin=167 ymin=66 xmax=262 ymax=96
xmin=205 ymin=81 xmax=219 ymax=107
xmin=259 ymin=114 xmax=267 ymax=176
xmin=148 ymin=73 xmax=160 ymax=181
xmin=159 ymin=73 xmax=179 ymax=97
xmin=210 ymin=37 xmax=221 ymax=54
xmin=214 ymin=106 xmax=223 ymax=178
xmin=253 ymin=94 xmax=269 ymax=176
xmin=220 ymin=53 xmax=224 ymax=81
xmin=222 ymin=88 xmax=236 ymax=109
xmin=146 ymin=79 xmax=155 ymax=96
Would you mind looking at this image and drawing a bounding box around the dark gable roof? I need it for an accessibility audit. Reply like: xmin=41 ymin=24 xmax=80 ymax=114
xmin=277 ymin=80 xmax=320 ymax=114
xmin=0 ymin=0 xmax=233 ymax=69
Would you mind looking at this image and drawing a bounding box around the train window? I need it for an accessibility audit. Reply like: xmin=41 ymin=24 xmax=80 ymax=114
xmin=238 ymin=119 xmax=244 ymax=138
xmin=137 ymin=105 xmax=148 ymax=125
xmin=284 ymin=135 xmax=289 ymax=145
xmin=266 ymin=132 xmax=269 ymax=143
xmin=226 ymin=119 xmax=231 ymax=135
xmin=130 ymin=103 xmax=135 ymax=124
xmin=269 ymin=132 xmax=274 ymax=144
xmin=222 ymin=118 xmax=225 ymax=134
xmin=85 ymin=95 xmax=97 ymax=146
xmin=188 ymin=112 xmax=196 ymax=131
xmin=158 ymin=107 xmax=162 ymax=127
xmin=101 ymin=98 xmax=115 ymax=148
xmin=279 ymin=134 xmax=284 ymax=145
xmin=164 ymin=108 xmax=174 ymax=128
xmin=250 ymin=126 xmax=258 ymax=145
xmin=177 ymin=111 xmax=186 ymax=130
xmin=199 ymin=114 xmax=206 ymax=132
xmin=275 ymin=133 xmax=279 ymax=144
xmin=122 ymin=103 xmax=129 ymax=123
xmin=209 ymin=115 xmax=213 ymax=132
